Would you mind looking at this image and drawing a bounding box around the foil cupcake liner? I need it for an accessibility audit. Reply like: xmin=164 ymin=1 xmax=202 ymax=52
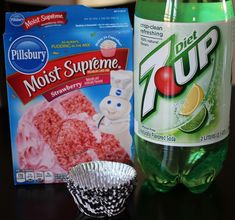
xmin=67 ymin=161 xmax=137 ymax=218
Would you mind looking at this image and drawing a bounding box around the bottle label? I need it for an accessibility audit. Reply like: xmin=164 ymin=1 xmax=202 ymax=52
xmin=134 ymin=16 xmax=235 ymax=147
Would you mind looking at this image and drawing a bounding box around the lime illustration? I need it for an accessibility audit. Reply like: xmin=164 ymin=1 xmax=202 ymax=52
xmin=179 ymin=106 xmax=208 ymax=133
xmin=180 ymin=84 xmax=205 ymax=116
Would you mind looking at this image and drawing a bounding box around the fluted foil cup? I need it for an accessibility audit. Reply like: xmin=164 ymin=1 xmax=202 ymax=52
xmin=67 ymin=161 xmax=137 ymax=218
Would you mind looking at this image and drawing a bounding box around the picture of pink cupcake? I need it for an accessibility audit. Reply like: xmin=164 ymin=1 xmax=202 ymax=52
xmin=100 ymin=39 xmax=117 ymax=57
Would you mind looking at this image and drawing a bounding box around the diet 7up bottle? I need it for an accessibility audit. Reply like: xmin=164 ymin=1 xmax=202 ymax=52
xmin=134 ymin=0 xmax=235 ymax=193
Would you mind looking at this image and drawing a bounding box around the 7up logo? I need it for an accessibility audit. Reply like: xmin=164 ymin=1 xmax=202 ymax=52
xmin=140 ymin=26 xmax=220 ymax=121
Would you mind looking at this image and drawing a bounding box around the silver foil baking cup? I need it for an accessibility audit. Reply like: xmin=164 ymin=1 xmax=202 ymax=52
xmin=67 ymin=161 xmax=137 ymax=218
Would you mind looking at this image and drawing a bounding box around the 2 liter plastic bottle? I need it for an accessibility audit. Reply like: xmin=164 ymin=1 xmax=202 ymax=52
xmin=134 ymin=0 xmax=234 ymax=193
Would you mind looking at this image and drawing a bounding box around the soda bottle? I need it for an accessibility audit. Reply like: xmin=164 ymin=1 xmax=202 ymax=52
xmin=134 ymin=0 xmax=234 ymax=193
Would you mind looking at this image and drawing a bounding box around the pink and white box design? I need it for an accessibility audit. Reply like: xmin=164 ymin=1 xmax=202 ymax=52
xmin=3 ymin=5 xmax=133 ymax=185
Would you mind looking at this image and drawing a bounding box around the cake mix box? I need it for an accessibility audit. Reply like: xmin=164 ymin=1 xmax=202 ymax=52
xmin=3 ymin=5 xmax=133 ymax=185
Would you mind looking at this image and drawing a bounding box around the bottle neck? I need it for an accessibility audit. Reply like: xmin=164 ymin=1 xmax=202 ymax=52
xmin=135 ymin=0 xmax=234 ymax=22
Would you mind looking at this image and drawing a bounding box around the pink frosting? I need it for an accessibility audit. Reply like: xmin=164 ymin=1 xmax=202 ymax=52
xmin=17 ymin=103 xmax=65 ymax=173
xmin=16 ymin=90 xmax=130 ymax=180
xmin=100 ymin=40 xmax=117 ymax=57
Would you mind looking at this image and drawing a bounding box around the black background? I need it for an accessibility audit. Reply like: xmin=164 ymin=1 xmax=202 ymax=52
xmin=0 ymin=2 xmax=235 ymax=220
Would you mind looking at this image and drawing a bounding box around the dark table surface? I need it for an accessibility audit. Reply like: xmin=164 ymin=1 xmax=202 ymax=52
xmin=0 ymin=90 xmax=235 ymax=220
xmin=0 ymin=2 xmax=235 ymax=220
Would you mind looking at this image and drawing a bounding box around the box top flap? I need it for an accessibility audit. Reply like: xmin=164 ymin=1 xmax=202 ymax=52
xmin=5 ymin=5 xmax=132 ymax=34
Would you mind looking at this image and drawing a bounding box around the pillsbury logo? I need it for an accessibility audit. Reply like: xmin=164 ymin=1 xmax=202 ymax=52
xmin=8 ymin=35 xmax=49 ymax=74
xmin=9 ymin=13 xmax=25 ymax=27
xmin=115 ymin=89 xmax=122 ymax=96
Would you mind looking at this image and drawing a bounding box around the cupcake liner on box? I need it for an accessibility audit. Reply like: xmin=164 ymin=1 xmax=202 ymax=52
xmin=67 ymin=161 xmax=137 ymax=218
xmin=100 ymin=40 xmax=117 ymax=57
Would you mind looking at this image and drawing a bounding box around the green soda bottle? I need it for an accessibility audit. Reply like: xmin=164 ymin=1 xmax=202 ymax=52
xmin=134 ymin=0 xmax=234 ymax=193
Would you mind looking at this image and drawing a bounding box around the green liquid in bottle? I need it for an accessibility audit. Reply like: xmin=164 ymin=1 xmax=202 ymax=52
xmin=135 ymin=0 xmax=234 ymax=22
xmin=134 ymin=0 xmax=234 ymax=193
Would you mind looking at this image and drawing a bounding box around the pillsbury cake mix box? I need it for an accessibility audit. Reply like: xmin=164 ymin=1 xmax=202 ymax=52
xmin=3 ymin=5 xmax=133 ymax=185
